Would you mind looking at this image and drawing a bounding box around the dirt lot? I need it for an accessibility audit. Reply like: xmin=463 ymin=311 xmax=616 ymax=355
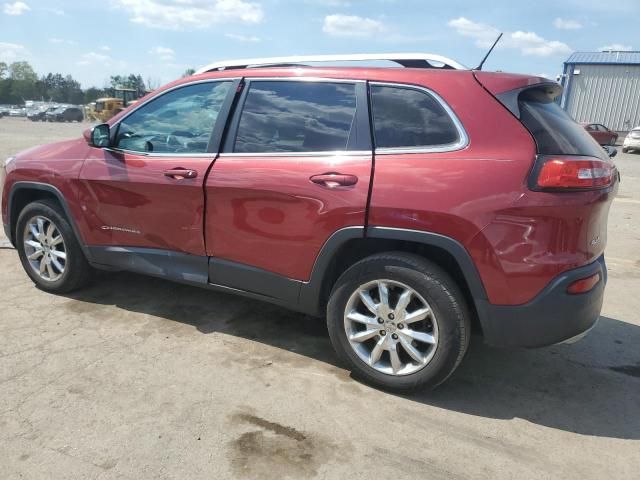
xmin=0 ymin=116 xmax=639 ymax=479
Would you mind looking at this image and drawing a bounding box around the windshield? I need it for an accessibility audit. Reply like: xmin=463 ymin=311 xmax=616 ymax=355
xmin=519 ymin=88 xmax=606 ymax=159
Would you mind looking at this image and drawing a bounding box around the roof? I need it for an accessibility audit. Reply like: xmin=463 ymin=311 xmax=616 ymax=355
xmin=565 ymin=51 xmax=640 ymax=65
xmin=195 ymin=53 xmax=467 ymax=74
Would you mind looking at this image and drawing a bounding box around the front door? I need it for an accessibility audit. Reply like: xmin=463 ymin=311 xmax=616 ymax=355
xmin=205 ymin=78 xmax=372 ymax=281
xmin=78 ymin=80 xmax=237 ymax=256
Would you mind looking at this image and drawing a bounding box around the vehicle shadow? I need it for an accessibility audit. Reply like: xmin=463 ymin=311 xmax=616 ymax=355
xmin=405 ymin=315 xmax=640 ymax=440
xmin=66 ymin=271 xmax=640 ymax=440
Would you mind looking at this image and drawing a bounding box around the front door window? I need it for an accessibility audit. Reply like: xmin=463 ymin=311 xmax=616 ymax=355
xmin=115 ymin=81 xmax=232 ymax=154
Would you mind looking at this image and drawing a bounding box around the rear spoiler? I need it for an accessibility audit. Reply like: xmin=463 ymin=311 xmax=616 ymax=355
xmin=472 ymin=71 xmax=562 ymax=118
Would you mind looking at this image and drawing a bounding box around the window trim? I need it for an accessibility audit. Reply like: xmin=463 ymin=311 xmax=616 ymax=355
xmin=107 ymin=78 xmax=240 ymax=157
xmin=222 ymin=77 xmax=371 ymax=156
xmin=369 ymin=81 xmax=469 ymax=155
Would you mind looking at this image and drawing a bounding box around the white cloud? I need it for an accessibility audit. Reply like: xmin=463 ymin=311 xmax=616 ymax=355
xmin=100 ymin=45 xmax=111 ymax=51
xmin=48 ymin=38 xmax=76 ymax=45
xmin=0 ymin=42 xmax=28 ymax=61
xmin=224 ymin=33 xmax=261 ymax=42
xmin=77 ymin=51 xmax=111 ymax=66
xmin=448 ymin=17 xmax=498 ymax=48
xmin=553 ymin=18 xmax=582 ymax=30
xmin=322 ymin=14 xmax=385 ymax=37
xmin=306 ymin=0 xmax=351 ymax=6
xmin=115 ymin=0 xmax=263 ymax=30
xmin=448 ymin=17 xmax=572 ymax=57
xmin=149 ymin=46 xmax=175 ymax=60
xmin=599 ymin=43 xmax=633 ymax=51
xmin=3 ymin=1 xmax=30 ymax=15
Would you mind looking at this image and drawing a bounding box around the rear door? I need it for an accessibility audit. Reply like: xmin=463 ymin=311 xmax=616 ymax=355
xmin=205 ymin=78 xmax=372 ymax=282
xmin=78 ymin=79 xmax=237 ymax=256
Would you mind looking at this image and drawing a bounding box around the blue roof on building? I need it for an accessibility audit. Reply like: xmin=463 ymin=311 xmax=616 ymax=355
xmin=565 ymin=51 xmax=640 ymax=65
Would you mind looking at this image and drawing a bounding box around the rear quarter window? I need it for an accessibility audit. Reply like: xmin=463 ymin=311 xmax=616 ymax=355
xmin=370 ymin=84 xmax=462 ymax=150
xmin=518 ymin=88 xmax=606 ymax=159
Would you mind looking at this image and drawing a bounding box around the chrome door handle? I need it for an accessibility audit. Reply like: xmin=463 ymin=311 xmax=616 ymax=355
xmin=164 ymin=168 xmax=197 ymax=179
xmin=310 ymin=173 xmax=358 ymax=188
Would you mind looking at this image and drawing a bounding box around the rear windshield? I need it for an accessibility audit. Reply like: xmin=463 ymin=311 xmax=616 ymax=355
xmin=518 ymin=89 xmax=605 ymax=159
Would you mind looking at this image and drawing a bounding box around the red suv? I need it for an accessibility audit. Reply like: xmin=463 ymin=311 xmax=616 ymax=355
xmin=1 ymin=54 xmax=618 ymax=391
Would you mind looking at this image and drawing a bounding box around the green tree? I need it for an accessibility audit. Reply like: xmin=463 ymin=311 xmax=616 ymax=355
xmin=5 ymin=62 xmax=38 ymax=103
xmin=9 ymin=61 xmax=37 ymax=82
xmin=84 ymin=87 xmax=105 ymax=104
xmin=182 ymin=68 xmax=195 ymax=77
xmin=109 ymin=74 xmax=146 ymax=97
xmin=0 ymin=62 xmax=8 ymax=80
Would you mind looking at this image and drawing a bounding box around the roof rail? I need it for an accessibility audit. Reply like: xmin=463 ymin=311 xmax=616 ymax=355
xmin=194 ymin=53 xmax=467 ymax=74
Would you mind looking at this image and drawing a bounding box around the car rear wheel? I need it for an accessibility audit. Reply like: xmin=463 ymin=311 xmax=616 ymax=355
xmin=16 ymin=200 xmax=93 ymax=293
xmin=327 ymin=252 xmax=471 ymax=391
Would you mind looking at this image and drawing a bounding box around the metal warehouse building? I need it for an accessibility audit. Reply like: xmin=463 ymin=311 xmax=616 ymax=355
xmin=559 ymin=51 xmax=640 ymax=132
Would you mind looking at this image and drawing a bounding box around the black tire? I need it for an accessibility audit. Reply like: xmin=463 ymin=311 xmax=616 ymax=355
xmin=16 ymin=200 xmax=93 ymax=293
xmin=327 ymin=252 xmax=471 ymax=392
xmin=622 ymin=147 xmax=628 ymax=153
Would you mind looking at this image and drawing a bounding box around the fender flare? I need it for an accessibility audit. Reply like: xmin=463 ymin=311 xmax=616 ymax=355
xmin=298 ymin=225 xmax=489 ymax=323
xmin=7 ymin=181 xmax=92 ymax=260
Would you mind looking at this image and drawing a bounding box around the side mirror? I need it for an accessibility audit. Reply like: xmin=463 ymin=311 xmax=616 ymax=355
xmin=603 ymin=145 xmax=617 ymax=158
xmin=90 ymin=123 xmax=111 ymax=148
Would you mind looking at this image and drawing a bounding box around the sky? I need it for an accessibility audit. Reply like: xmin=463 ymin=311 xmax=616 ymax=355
xmin=0 ymin=0 xmax=638 ymax=89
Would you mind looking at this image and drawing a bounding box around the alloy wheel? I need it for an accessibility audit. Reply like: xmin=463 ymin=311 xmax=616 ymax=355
xmin=343 ymin=279 xmax=439 ymax=376
xmin=23 ymin=215 xmax=67 ymax=282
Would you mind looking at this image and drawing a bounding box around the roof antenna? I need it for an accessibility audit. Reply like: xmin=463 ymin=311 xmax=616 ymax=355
xmin=475 ymin=33 xmax=503 ymax=70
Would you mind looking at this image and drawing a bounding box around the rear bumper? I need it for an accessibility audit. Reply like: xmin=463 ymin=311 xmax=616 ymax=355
xmin=478 ymin=255 xmax=606 ymax=348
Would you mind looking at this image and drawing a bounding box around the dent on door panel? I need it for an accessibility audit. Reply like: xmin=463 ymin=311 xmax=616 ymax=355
xmin=78 ymin=148 xmax=212 ymax=255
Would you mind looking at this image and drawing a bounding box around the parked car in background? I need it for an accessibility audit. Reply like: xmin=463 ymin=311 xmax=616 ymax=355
xmin=622 ymin=127 xmax=640 ymax=153
xmin=45 ymin=105 xmax=84 ymax=122
xmin=583 ymin=123 xmax=618 ymax=145
xmin=0 ymin=105 xmax=10 ymax=116
xmin=27 ymin=105 xmax=58 ymax=122
xmin=8 ymin=106 xmax=26 ymax=117
xmin=1 ymin=53 xmax=619 ymax=391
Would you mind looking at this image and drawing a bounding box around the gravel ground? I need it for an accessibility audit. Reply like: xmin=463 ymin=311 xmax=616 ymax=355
xmin=0 ymin=116 xmax=638 ymax=479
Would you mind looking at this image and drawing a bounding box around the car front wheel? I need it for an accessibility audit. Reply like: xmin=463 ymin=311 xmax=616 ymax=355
xmin=16 ymin=200 xmax=92 ymax=293
xmin=327 ymin=252 xmax=471 ymax=391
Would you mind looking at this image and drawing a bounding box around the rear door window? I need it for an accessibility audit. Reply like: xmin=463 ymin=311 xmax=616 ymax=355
xmin=370 ymin=84 xmax=461 ymax=150
xmin=518 ymin=88 xmax=605 ymax=158
xmin=233 ymin=81 xmax=358 ymax=153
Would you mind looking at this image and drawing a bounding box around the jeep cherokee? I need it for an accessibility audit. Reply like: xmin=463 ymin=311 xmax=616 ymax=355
xmin=1 ymin=54 xmax=618 ymax=391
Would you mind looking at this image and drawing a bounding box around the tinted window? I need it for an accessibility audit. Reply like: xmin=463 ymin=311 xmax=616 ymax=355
xmin=371 ymin=85 xmax=460 ymax=149
xmin=116 ymin=81 xmax=231 ymax=154
xmin=233 ymin=81 xmax=357 ymax=153
xmin=519 ymin=89 xmax=605 ymax=159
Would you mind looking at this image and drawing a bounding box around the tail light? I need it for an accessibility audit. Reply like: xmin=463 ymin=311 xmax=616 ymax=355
xmin=530 ymin=155 xmax=616 ymax=191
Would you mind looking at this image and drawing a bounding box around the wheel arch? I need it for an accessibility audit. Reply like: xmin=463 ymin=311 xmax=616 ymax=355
xmin=7 ymin=182 xmax=90 ymax=259
xmin=299 ymin=226 xmax=489 ymax=335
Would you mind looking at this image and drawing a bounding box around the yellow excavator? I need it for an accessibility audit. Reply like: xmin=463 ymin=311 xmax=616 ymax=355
xmin=87 ymin=88 xmax=142 ymax=122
